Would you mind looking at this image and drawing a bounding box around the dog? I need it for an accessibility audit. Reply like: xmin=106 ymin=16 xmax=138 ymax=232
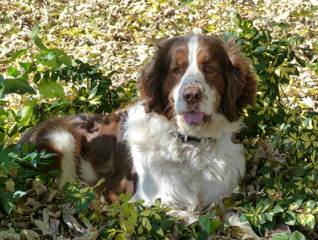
xmin=20 ymin=34 xmax=257 ymax=221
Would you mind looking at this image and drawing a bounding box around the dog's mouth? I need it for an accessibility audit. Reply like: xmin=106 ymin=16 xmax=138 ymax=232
xmin=182 ymin=111 xmax=208 ymax=125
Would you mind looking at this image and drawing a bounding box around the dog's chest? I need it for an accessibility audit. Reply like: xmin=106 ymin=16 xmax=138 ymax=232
xmin=146 ymin=139 xmax=233 ymax=208
xmin=124 ymin=106 xmax=244 ymax=210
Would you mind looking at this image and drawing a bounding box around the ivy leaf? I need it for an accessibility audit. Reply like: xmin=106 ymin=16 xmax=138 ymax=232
xmin=311 ymin=206 xmax=318 ymax=215
xmin=37 ymin=49 xmax=73 ymax=68
xmin=141 ymin=217 xmax=152 ymax=232
xmin=289 ymin=231 xmax=306 ymax=240
xmin=272 ymin=204 xmax=284 ymax=214
xmin=272 ymin=232 xmax=290 ymax=240
xmin=199 ymin=213 xmax=222 ymax=235
xmin=253 ymin=46 xmax=266 ymax=55
xmin=296 ymin=213 xmax=316 ymax=229
xmin=38 ymin=81 xmax=65 ymax=99
xmin=284 ymin=210 xmax=297 ymax=225
xmin=303 ymin=200 xmax=316 ymax=213
xmin=3 ymin=78 xmax=35 ymax=95
xmin=141 ymin=209 xmax=152 ymax=217
xmin=20 ymin=100 xmax=36 ymax=126
xmin=289 ymin=199 xmax=303 ymax=211
xmin=305 ymin=214 xmax=316 ymax=229
xmin=31 ymin=24 xmax=47 ymax=50
xmin=255 ymin=199 xmax=272 ymax=213
xmin=272 ymin=53 xmax=286 ymax=67
xmin=114 ymin=233 xmax=128 ymax=240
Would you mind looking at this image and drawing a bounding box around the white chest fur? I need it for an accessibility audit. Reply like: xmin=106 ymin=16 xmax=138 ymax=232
xmin=124 ymin=104 xmax=245 ymax=212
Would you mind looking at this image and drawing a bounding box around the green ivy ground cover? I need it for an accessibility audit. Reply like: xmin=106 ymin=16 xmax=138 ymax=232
xmin=0 ymin=0 xmax=317 ymax=239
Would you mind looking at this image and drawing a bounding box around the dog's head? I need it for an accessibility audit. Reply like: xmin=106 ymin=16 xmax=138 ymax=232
xmin=139 ymin=34 xmax=257 ymax=138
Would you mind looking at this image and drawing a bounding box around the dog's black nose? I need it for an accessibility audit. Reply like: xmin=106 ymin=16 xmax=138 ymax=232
xmin=183 ymin=86 xmax=202 ymax=104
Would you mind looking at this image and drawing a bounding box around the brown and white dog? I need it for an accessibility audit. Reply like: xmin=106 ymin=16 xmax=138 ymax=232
xmin=20 ymin=34 xmax=256 ymax=221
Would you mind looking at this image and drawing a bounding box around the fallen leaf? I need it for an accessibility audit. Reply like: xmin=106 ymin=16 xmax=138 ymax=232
xmin=33 ymin=219 xmax=52 ymax=236
xmin=21 ymin=229 xmax=40 ymax=240
xmin=63 ymin=211 xmax=86 ymax=234
xmin=0 ymin=229 xmax=20 ymax=240
xmin=32 ymin=180 xmax=47 ymax=196
xmin=224 ymin=212 xmax=260 ymax=240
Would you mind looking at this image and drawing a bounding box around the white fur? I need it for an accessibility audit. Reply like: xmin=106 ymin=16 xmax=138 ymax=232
xmin=124 ymin=35 xmax=246 ymax=220
xmin=176 ymin=111 xmax=243 ymax=139
xmin=124 ymin=104 xmax=245 ymax=219
xmin=173 ymin=35 xmax=215 ymax=121
xmin=46 ymin=130 xmax=77 ymax=188
xmin=187 ymin=35 xmax=200 ymax=72
xmin=46 ymin=131 xmax=98 ymax=187
xmin=78 ymin=158 xmax=98 ymax=184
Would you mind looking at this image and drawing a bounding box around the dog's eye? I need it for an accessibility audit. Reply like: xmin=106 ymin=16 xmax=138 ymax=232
xmin=204 ymin=63 xmax=216 ymax=73
xmin=172 ymin=67 xmax=185 ymax=75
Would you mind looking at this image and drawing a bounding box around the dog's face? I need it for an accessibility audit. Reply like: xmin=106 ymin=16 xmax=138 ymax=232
xmin=139 ymin=34 xmax=257 ymax=137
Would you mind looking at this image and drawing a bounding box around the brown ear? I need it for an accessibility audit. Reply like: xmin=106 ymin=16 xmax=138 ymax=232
xmin=138 ymin=37 xmax=180 ymax=114
xmin=221 ymin=38 xmax=257 ymax=122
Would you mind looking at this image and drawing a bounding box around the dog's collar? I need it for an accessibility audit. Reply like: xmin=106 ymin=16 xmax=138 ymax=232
xmin=173 ymin=132 xmax=217 ymax=143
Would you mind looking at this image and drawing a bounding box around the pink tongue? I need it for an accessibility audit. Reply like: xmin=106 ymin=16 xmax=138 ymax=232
xmin=183 ymin=112 xmax=204 ymax=124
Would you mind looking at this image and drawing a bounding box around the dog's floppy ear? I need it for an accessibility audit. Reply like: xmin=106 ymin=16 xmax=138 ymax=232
xmin=138 ymin=37 xmax=179 ymax=114
xmin=221 ymin=38 xmax=257 ymax=122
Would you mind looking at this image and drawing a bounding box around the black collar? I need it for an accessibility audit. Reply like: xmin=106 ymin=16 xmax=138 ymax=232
xmin=173 ymin=132 xmax=217 ymax=143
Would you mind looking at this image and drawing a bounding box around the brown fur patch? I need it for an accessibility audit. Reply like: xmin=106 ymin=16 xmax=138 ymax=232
xmin=221 ymin=38 xmax=257 ymax=121
xmin=19 ymin=111 xmax=135 ymax=203
xmin=139 ymin=37 xmax=188 ymax=117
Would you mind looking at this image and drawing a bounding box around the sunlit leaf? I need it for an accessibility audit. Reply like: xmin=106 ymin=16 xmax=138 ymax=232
xmin=20 ymin=100 xmax=36 ymax=126
xmin=31 ymin=24 xmax=47 ymax=50
xmin=3 ymin=78 xmax=35 ymax=94
xmin=289 ymin=231 xmax=306 ymax=240
xmin=38 ymin=81 xmax=65 ymax=99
